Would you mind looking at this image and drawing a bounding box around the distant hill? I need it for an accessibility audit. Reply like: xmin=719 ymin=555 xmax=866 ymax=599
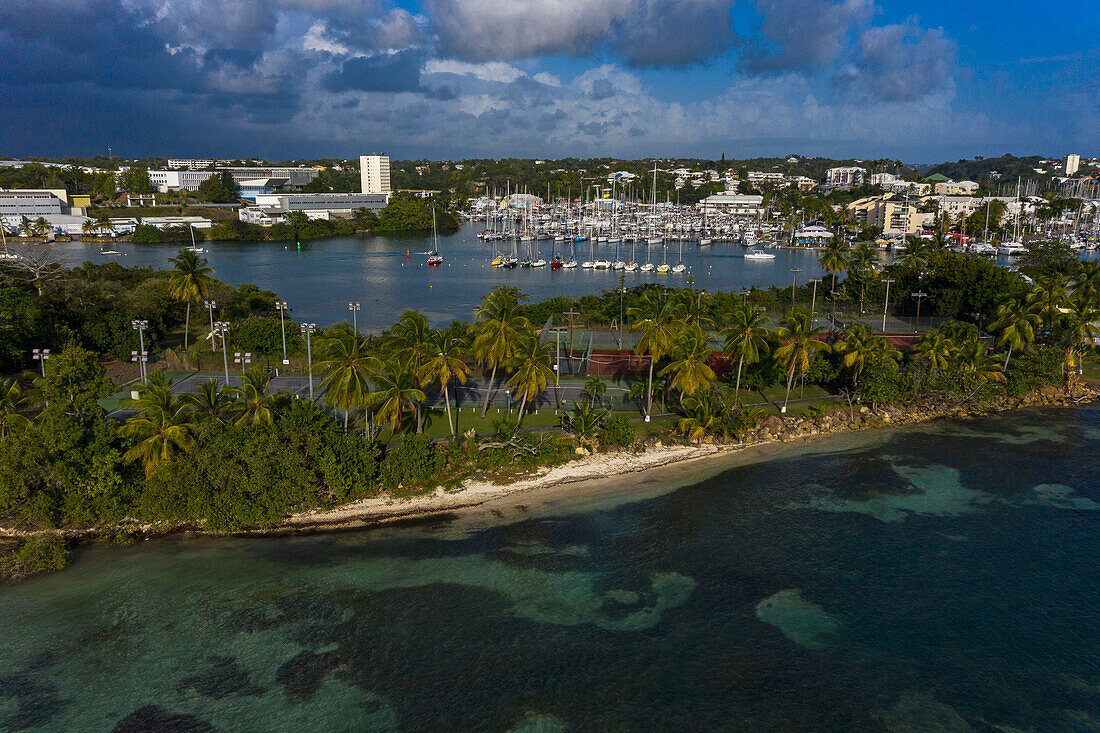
xmin=922 ymin=154 xmax=1059 ymax=182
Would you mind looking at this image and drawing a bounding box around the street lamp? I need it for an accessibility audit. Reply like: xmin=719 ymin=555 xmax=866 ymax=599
xmin=348 ymin=302 xmax=360 ymax=335
xmin=31 ymin=348 xmax=50 ymax=377
xmin=911 ymin=291 xmax=928 ymax=334
xmin=275 ymin=300 xmax=290 ymax=365
xmin=214 ymin=321 xmax=231 ymax=385
xmin=300 ymin=323 xmax=316 ymax=399
xmin=881 ymin=278 xmax=895 ymax=333
xmin=789 ymin=267 xmax=802 ymax=306
xmin=131 ymin=319 xmax=148 ymax=383
xmin=204 ymin=300 xmax=217 ymax=352
xmin=234 ymin=352 xmax=252 ymax=374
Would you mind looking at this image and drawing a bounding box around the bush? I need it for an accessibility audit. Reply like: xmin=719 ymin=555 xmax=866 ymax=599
xmin=1006 ymin=345 xmax=1063 ymax=396
xmin=1 ymin=536 xmax=71 ymax=582
xmin=598 ymin=414 xmax=637 ymax=448
xmin=380 ymin=435 xmax=442 ymax=490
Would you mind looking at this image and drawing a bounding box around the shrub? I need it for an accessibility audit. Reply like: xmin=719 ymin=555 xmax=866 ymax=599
xmin=380 ymin=435 xmax=442 ymax=489
xmin=598 ymin=414 xmax=637 ymax=448
xmin=1 ymin=536 xmax=71 ymax=582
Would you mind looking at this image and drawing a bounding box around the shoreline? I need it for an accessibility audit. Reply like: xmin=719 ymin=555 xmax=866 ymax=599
xmin=2 ymin=385 xmax=1096 ymax=547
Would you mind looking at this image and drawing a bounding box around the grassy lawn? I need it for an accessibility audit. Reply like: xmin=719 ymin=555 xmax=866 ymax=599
xmin=411 ymin=407 xmax=567 ymax=441
xmin=1083 ymin=358 xmax=1100 ymax=383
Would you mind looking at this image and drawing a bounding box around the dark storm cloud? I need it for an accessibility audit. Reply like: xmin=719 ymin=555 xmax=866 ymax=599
xmin=322 ymin=49 xmax=429 ymax=93
xmin=739 ymin=0 xmax=874 ymax=72
xmin=835 ymin=22 xmax=956 ymax=101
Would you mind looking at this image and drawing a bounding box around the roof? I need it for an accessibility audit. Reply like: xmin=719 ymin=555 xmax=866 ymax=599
xmin=924 ymin=173 xmax=951 ymax=182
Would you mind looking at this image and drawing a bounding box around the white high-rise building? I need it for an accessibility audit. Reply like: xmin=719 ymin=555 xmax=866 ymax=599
xmin=1063 ymin=154 xmax=1080 ymax=176
xmin=360 ymin=155 xmax=391 ymax=196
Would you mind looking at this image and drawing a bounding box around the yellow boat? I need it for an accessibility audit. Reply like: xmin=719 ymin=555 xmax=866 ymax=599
xmin=491 ymin=256 xmax=504 ymax=267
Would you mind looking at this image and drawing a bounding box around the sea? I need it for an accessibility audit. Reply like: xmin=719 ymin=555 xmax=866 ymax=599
xmin=1 ymin=405 xmax=1098 ymax=731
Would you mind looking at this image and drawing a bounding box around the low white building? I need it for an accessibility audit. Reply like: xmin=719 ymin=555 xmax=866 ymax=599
xmin=934 ymin=180 xmax=980 ymax=196
xmin=0 ymin=189 xmax=70 ymax=216
xmin=240 ymin=192 xmax=388 ymax=225
xmin=698 ymin=193 xmax=765 ymax=215
xmin=148 ymin=170 xmax=217 ymax=193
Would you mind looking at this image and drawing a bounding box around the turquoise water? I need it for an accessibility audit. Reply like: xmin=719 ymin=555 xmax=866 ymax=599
xmin=2 ymin=406 xmax=1099 ymax=731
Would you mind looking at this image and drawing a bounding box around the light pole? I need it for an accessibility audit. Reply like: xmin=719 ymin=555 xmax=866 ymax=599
xmin=31 ymin=348 xmax=50 ymax=378
xmin=911 ymin=291 xmax=927 ymax=334
xmin=214 ymin=321 xmax=231 ymax=385
xmin=300 ymin=323 xmax=316 ymax=399
xmin=881 ymin=278 xmax=895 ymax=333
xmin=789 ymin=267 xmax=802 ymax=307
xmin=234 ymin=352 xmax=252 ymax=374
xmin=808 ymin=277 xmax=821 ymax=313
xmin=204 ymin=300 xmax=217 ymax=353
xmin=131 ymin=319 xmax=148 ymax=383
xmin=348 ymin=302 xmax=360 ymax=335
xmin=275 ymin=300 xmax=289 ymax=364
xmin=618 ymin=274 xmax=626 ymax=349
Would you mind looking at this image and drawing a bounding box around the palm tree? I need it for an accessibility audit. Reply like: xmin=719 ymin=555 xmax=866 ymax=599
xmin=628 ymin=287 xmax=681 ymax=418
xmin=834 ymin=323 xmax=901 ymax=385
xmin=366 ymin=361 xmax=425 ymax=435
xmin=0 ymin=379 xmax=32 ymax=439
xmin=674 ymin=288 xmax=715 ymax=329
xmin=914 ymin=330 xmax=956 ymax=372
xmin=955 ymin=340 xmax=1006 ymax=384
xmin=848 ymin=242 xmax=878 ymax=314
xmin=32 ymin=217 xmax=51 ymax=237
xmin=772 ymin=307 xmax=831 ymax=413
xmin=81 ymin=219 xmax=98 ymax=239
xmin=1027 ymin=275 xmax=1069 ymax=334
xmin=504 ymin=331 xmax=555 ymax=427
xmin=18 ymin=220 xmax=34 ymax=238
xmin=418 ymin=332 xmax=469 ymax=437
xmin=660 ymin=324 xmax=716 ymax=402
xmin=468 ymin=287 xmax=529 ymax=419
xmin=1073 ymin=261 xmax=1100 ymax=307
xmin=677 ymin=389 xmax=726 ymax=444
xmin=316 ymin=325 xmax=377 ymax=432
xmin=186 ymin=379 xmax=237 ymax=424
xmin=120 ymin=384 xmax=195 ymax=477
xmin=583 ymin=375 xmax=607 ymax=407
xmin=989 ymin=300 xmax=1039 ymax=372
xmin=721 ymin=301 xmax=771 ymax=400
xmin=900 ymin=236 xmax=931 ymax=271
xmin=391 ymin=310 xmax=435 ymax=431
xmin=817 ymin=240 xmax=849 ymax=292
xmin=1060 ymin=296 xmax=1100 ymax=379
xmin=563 ymin=400 xmax=608 ymax=446
xmin=168 ymin=248 xmax=215 ymax=351
xmin=232 ymin=368 xmax=283 ymax=426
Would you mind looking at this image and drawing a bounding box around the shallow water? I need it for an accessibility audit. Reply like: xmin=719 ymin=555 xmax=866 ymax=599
xmin=2 ymin=406 xmax=1099 ymax=731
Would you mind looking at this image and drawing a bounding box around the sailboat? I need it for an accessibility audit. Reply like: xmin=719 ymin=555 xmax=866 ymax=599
xmin=672 ymin=237 xmax=686 ymax=273
xmin=624 ymin=239 xmax=638 ymax=272
xmin=640 ymin=237 xmax=655 ymax=272
xmin=612 ymin=238 xmax=625 ymax=270
xmin=427 ymin=209 xmax=443 ymax=265
xmin=186 ymin=224 xmax=204 ymax=253
xmin=656 ymin=244 xmax=670 ymax=273
xmin=563 ymin=239 xmax=578 ymax=268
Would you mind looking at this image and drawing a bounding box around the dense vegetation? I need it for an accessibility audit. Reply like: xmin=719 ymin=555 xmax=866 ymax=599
xmin=0 ymin=243 xmax=1095 ymax=553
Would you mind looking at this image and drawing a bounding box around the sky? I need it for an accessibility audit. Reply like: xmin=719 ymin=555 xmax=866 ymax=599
xmin=0 ymin=0 xmax=1096 ymax=162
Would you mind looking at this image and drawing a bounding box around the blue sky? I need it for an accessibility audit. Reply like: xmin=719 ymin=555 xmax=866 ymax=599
xmin=0 ymin=0 xmax=1095 ymax=162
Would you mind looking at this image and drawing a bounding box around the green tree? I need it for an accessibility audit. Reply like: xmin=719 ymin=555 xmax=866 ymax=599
xmin=469 ymin=287 xmax=530 ymax=419
xmin=772 ymin=308 xmax=831 ymax=413
xmin=232 ymin=368 xmax=285 ymax=426
xmin=186 ymin=379 xmax=237 ymax=424
xmin=583 ymin=375 xmax=607 ymax=407
xmin=168 ymin=248 xmax=215 ymax=351
xmin=834 ymin=323 xmax=901 ymax=385
xmin=117 ymin=167 xmax=153 ymax=194
xmin=0 ymin=379 xmax=32 ymax=439
xmin=660 ymin=324 xmax=716 ymax=402
xmin=913 ymin=329 xmax=956 ymax=372
xmin=120 ymin=383 xmax=195 ymax=478
xmin=366 ymin=361 xmax=425 ymax=435
xmin=504 ymin=331 xmax=555 ymax=427
xmin=316 ymin=325 xmax=378 ymax=432
xmin=721 ymin=301 xmax=771 ymax=400
xmin=563 ymin=400 xmax=608 ymax=447
xmin=818 ymin=240 xmax=850 ymax=291
xmin=628 ymin=287 xmax=681 ymax=418
xmin=418 ymin=332 xmax=469 ymax=436
xmin=989 ymin=299 xmax=1039 ymax=371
